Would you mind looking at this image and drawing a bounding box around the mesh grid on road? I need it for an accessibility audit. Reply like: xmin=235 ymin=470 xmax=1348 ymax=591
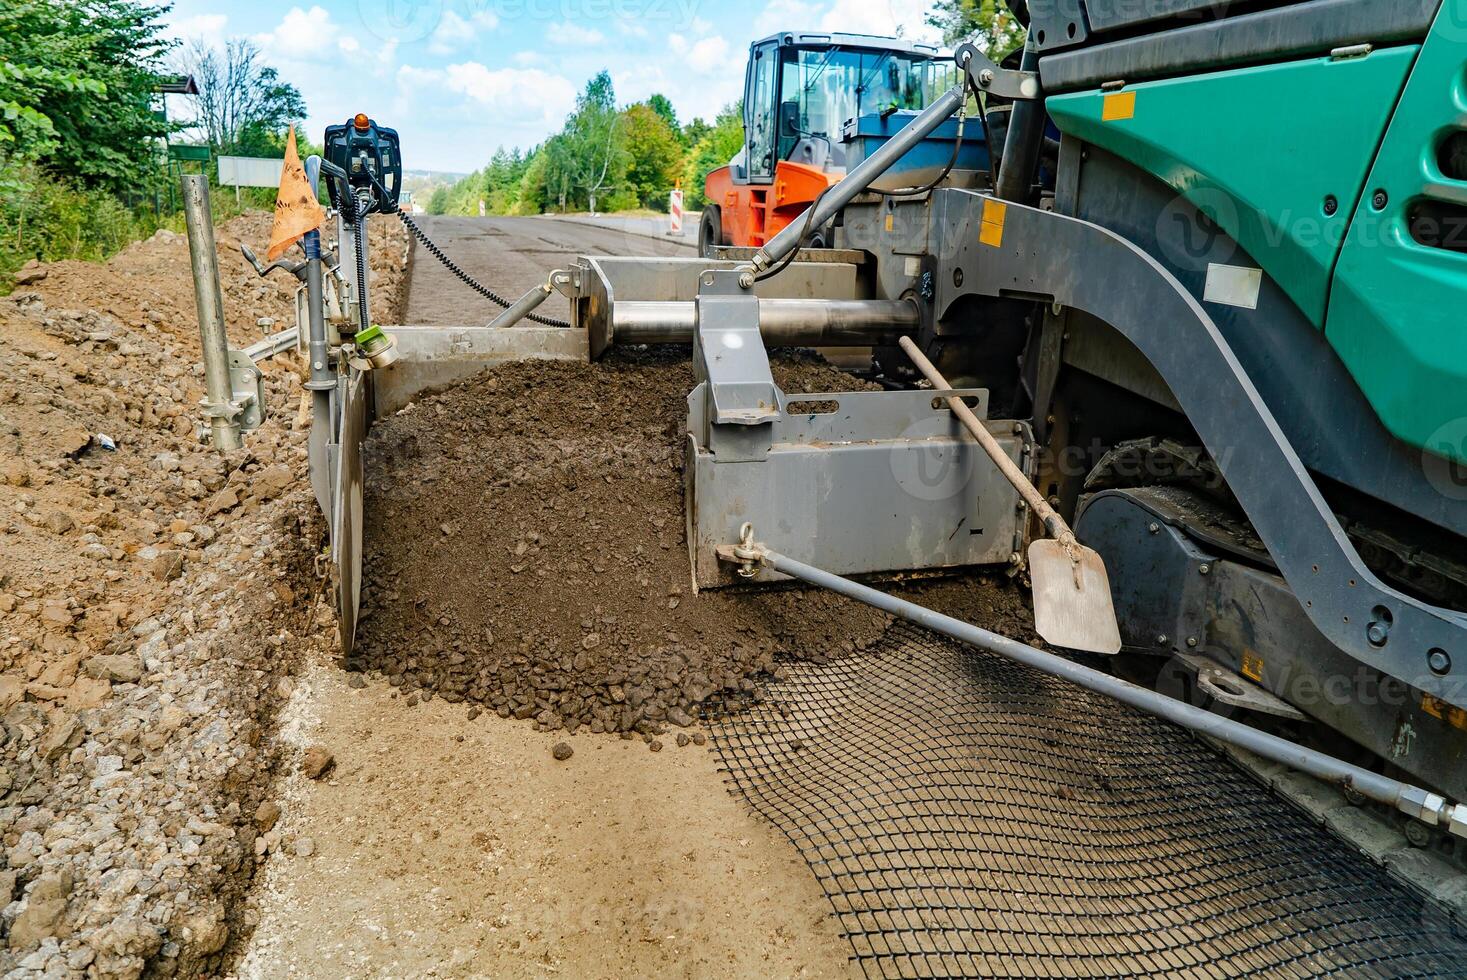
xmin=707 ymin=621 xmax=1467 ymax=979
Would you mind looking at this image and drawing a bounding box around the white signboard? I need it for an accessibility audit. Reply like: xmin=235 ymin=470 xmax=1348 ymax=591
xmin=218 ymin=155 xmax=285 ymax=188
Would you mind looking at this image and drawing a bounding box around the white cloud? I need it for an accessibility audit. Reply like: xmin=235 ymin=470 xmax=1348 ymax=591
xmin=252 ymin=6 xmax=359 ymax=62
xmin=667 ymin=33 xmax=731 ymax=74
xmin=399 ymin=62 xmax=578 ymax=125
xmin=547 ymin=22 xmax=606 ymax=45
xmin=428 ymin=9 xmax=501 ymax=55
xmin=754 ymin=0 xmax=942 ymax=45
xmin=512 ymin=50 xmax=542 ymax=66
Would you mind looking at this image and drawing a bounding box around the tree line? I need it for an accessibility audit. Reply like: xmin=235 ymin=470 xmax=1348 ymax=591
xmin=429 ymin=1 xmax=1024 ymax=220
xmin=0 ymin=0 xmax=309 ymax=285
xmin=427 ymin=72 xmax=744 ymax=217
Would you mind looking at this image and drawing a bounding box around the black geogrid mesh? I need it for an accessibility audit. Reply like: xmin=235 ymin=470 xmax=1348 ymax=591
xmin=706 ymin=621 xmax=1467 ymax=979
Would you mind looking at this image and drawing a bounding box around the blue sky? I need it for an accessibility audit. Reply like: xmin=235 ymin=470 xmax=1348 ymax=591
xmin=162 ymin=0 xmax=942 ymax=173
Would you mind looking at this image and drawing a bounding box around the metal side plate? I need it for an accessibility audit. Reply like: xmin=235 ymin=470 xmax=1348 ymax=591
xmin=334 ymin=369 xmax=366 ymax=656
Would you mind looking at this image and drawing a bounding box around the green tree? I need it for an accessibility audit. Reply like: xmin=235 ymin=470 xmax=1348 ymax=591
xmin=646 ymin=93 xmax=679 ymax=133
xmin=682 ymin=102 xmax=743 ymax=211
xmin=621 ymin=102 xmax=682 ymax=209
xmin=926 ymin=0 xmax=1028 ymax=56
xmin=681 ymin=117 xmax=711 ymax=149
xmin=180 ymin=39 xmax=307 ymax=156
xmin=539 ymin=71 xmax=627 ymax=212
xmin=0 ymin=0 xmax=174 ymax=195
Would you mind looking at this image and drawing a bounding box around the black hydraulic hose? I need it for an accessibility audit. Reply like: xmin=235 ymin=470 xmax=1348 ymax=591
xmin=364 ymin=171 xmax=572 ymax=328
xmin=1006 ymin=0 xmax=1030 ymax=27
xmin=754 ymin=183 xmax=833 ymax=283
xmin=338 ymin=187 xmax=372 ymax=334
xmin=884 ymin=101 xmax=968 ymax=199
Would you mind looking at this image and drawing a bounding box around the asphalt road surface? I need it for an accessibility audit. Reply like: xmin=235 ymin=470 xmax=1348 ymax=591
xmin=402 ymin=215 xmax=694 ymax=326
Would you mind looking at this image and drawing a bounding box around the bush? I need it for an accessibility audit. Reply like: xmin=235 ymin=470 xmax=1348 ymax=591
xmin=0 ymin=167 xmax=162 ymax=287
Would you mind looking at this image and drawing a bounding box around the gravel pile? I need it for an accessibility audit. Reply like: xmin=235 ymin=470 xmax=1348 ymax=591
xmin=353 ymin=349 xmax=1029 ymax=738
xmin=0 ymin=214 xmax=406 ymax=976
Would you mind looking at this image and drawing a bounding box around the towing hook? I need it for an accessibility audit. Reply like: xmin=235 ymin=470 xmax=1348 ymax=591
xmin=728 ymin=522 xmax=766 ymax=578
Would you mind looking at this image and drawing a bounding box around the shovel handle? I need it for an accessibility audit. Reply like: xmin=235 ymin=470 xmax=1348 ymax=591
xmin=899 ymin=336 xmax=1077 ymax=546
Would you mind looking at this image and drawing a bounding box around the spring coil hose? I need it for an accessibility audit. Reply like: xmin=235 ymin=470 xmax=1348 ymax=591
xmin=364 ymin=172 xmax=571 ymax=328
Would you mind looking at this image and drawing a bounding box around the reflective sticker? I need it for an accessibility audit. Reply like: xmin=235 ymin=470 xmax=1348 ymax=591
xmin=884 ymin=213 xmax=894 ymax=232
xmin=1102 ymin=91 xmax=1136 ymax=121
xmin=1422 ymin=693 xmax=1467 ymax=731
xmin=1240 ymin=651 xmax=1264 ymax=682
xmin=1204 ymin=263 xmax=1263 ymax=310
xmin=979 ymin=199 xmax=1007 ymax=248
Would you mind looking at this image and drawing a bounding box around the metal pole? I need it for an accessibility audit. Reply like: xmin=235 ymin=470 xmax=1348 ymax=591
xmin=180 ymin=174 xmax=242 ymax=452
xmin=487 ymin=282 xmax=553 ymax=329
xmin=733 ymin=545 xmax=1465 ymax=836
xmin=302 ymin=157 xmax=334 ymax=518
xmin=751 ymin=83 xmax=967 ymax=274
xmin=994 ymin=36 xmax=1045 ymax=203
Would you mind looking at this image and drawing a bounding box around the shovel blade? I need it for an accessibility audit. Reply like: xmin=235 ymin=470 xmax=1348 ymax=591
xmin=1028 ymin=539 xmax=1123 ymax=655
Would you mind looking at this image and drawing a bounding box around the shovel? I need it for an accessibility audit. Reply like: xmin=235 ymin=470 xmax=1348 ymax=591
xmin=899 ymin=337 xmax=1123 ymax=654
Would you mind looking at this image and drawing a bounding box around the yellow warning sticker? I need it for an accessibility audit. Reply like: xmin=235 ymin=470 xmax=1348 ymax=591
xmin=1102 ymin=90 xmax=1136 ymax=122
xmin=1240 ymin=651 xmax=1264 ymax=682
xmin=884 ymin=213 xmax=894 ymax=232
xmin=979 ymin=199 xmax=1007 ymax=248
xmin=1422 ymin=693 xmax=1467 ymax=731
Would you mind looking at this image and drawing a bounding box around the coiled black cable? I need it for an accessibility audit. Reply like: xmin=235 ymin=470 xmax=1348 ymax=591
xmin=364 ymin=172 xmax=571 ymax=328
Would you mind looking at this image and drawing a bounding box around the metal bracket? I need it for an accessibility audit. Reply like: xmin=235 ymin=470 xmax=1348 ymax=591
xmin=1173 ymin=650 xmax=1306 ymax=721
xmin=200 ymin=350 xmax=265 ymax=437
xmin=693 ymin=268 xmax=779 ymax=429
xmin=956 ymin=42 xmax=1041 ymax=101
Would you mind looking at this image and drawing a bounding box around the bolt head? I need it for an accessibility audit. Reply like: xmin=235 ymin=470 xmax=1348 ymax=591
xmin=1155 ymin=634 xmax=1169 ymax=646
xmin=1372 ymin=190 xmax=1389 ymax=210
xmin=1198 ymin=563 xmax=1211 ymax=575
xmin=1367 ymin=623 xmax=1389 ymax=646
xmin=979 ymin=69 xmax=995 ymax=86
xmin=1186 ymin=637 xmax=1198 ymax=648
xmin=1429 ymin=649 xmax=1452 ymax=675
xmin=1147 ymin=523 xmax=1160 ymax=534
xmin=1404 ymin=819 xmax=1433 ymax=847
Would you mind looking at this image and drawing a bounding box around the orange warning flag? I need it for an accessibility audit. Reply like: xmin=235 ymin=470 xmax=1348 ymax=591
xmin=266 ymin=126 xmax=325 ymax=262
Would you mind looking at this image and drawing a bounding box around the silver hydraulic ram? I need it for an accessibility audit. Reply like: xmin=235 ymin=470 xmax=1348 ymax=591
xmin=718 ymin=531 xmax=1467 ymax=839
xmin=612 ymin=298 xmax=918 ymax=346
xmin=747 ymin=79 xmax=968 ymax=277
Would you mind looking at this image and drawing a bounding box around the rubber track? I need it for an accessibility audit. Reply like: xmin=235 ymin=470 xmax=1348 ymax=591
xmin=706 ymin=621 xmax=1467 ymax=978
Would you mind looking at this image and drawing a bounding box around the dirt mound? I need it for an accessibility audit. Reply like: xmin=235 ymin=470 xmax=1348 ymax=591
xmin=0 ymin=213 xmax=405 ymax=977
xmin=354 ymin=349 xmax=1034 ymax=737
xmin=26 ymin=212 xmax=407 ymax=350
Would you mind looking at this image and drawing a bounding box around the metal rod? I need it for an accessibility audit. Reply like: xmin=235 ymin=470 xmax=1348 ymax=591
xmin=899 ymin=336 xmax=1071 ymax=543
xmin=612 ymin=298 xmax=919 ymax=346
xmin=994 ymin=36 xmax=1045 ymax=203
xmin=180 ymin=174 xmax=242 ymax=452
xmin=487 ymin=282 xmax=553 ymax=329
xmin=737 ymin=545 xmax=1463 ymax=834
xmin=244 ymin=327 xmax=301 ymax=362
xmin=752 ymin=83 xmax=967 ymax=273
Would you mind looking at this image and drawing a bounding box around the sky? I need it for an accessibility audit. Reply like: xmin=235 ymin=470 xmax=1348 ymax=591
xmin=161 ymin=0 xmax=944 ymax=174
